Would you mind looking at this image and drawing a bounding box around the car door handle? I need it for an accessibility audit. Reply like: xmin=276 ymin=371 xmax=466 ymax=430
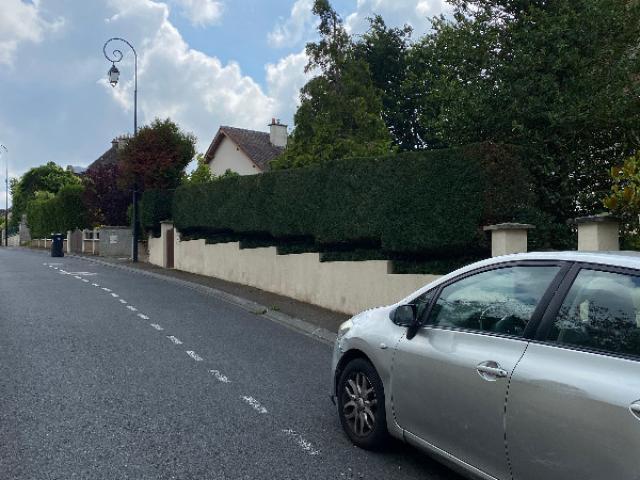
xmin=630 ymin=402 xmax=640 ymax=420
xmin=476 ymin=361 xmax=508 ymax=380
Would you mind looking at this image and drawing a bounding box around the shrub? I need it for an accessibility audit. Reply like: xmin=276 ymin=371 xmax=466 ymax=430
xmin=169 ymin=143 xmax=531 ymax=257
xmin=140 ymin=190 xmax=174 ymax=237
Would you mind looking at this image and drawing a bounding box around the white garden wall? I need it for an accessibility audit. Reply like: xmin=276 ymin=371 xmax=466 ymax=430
xmin=149 ymin=227 xmax=440 ymax=315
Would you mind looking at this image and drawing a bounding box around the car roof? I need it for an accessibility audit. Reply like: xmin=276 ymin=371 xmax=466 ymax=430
xmin=396 ymin=250 xmax=640 ymax=306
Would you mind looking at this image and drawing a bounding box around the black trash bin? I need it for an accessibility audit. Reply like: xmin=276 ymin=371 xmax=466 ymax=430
xmin=51 ymin=233 xmax=64 ymax=257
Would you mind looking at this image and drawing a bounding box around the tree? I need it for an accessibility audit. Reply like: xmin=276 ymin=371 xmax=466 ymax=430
xmin=10 ymin=162 xmax=80 ymax=228
xmin=272 ymin=0 xmax=393 ymax=169
xmin=354 ymin=16 xmax=430 ymax=151
xmin=118 ymin=118 xmax=196 ymax=192
xmin=409 ymin=0 xmax=640 ymax=247
xmin=184 ymin=154 xmax=215 ymax=185
xmin=26 ymin=184 xmax=87 ymax=238
xmin=83 ymin=163 xmax=130 ymax=226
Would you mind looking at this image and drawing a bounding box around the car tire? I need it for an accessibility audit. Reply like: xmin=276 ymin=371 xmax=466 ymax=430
xmin=337 ymin=358 xmax=389 ymax=450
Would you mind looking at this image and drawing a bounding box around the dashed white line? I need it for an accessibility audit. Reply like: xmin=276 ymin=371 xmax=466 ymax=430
xmin=241 ymin=396 xmax=268 ymax=414
xmin=126 ymin=305 xmax=138 ymax=312
xmin=111 ymin=292 xmax=119 ymax=298
xmin=167 ymin=335 xmax=183 ymax=345
xmin=209 ymin=369 xmax=231 ymax=383
xmin=186 ymin=351 xmax=203 ymax=362
xmin=150 ymin=323 xmax=164 ymax=331
xmin=82 ymin=279 xmax=89 ymax=283
xmin=73 ymin=276 xmax=81 ymax=279
xmin=137 ymin=313 xmax=149 ymax=320
xmin=92 ymin=283 xmax=99 ymax=287
xmin=282 ymin=429 xmax=320 ymax=456
xmin=101 ymin=287 xmax=111 ymax=292
xmin=119 ymin=299 xmax=127 ymax=304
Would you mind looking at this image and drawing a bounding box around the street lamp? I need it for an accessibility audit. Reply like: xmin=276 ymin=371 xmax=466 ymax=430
xmin=1 ymin=144 xmax=8 ymax=247
xmin=103 ymin=37 xmax=139 ymax=262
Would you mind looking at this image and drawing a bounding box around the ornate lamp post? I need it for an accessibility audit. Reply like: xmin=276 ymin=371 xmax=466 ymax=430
xmin=1 ymin=144 xmax=7 ymax=246
xmin=103 ymin=37 xmax=140 ymax=262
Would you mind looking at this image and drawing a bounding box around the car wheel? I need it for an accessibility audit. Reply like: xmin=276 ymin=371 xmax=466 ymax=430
xmin=337 ymin=358 xmax=388 ymax=450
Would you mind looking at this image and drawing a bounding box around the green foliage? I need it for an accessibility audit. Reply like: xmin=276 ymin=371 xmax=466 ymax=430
xmin=119 ymin=118 xmax=196 ymax=192
xmin=140 ymin=190 xmax=174 ymax=237
xmin=409 ymin=0 xmax=640 ymax=238
xmin=604 ymin=152 xmax=640 ymax=247
xmin=184 ymin=154 xmax=215 ymax=185
xmin=26 ymin=184 xmax=88 ymax=238
xmin=271 ymin=1 xmax=393 ymax=169
xmin=10 ymin=162 xmax=80 ymax=229
xmin=174 ymin=144 xmax=531 ymax=257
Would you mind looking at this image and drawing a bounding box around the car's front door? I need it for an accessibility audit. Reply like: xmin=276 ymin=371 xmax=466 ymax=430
xmin=507 ymin=266 xmax=640 ymax=480
xmin=391 ymin=264 xmax=563 ymax=480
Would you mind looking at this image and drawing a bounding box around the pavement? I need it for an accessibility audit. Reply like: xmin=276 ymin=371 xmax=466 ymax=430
xmin=0 ymin=247 xmax=462 ymax=480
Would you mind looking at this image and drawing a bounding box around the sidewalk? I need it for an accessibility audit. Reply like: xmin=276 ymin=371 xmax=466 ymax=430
xmin=70 ymin=253 xmax=350 ymax=343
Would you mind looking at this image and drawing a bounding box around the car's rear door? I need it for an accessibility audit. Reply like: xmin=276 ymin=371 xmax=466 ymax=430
xmin=507 ymin=264 xmax=640 ymax=480
xmin=391 ymin=262 xmax=565 ymax=480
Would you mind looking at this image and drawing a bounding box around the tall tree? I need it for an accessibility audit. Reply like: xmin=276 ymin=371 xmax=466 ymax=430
xmin=272 ymin=0 xmax=392 ymax=169
xmin=10 ymin=162 xmax=80 ymax=228
xmin=411 ymin=0 xmax=640 ymax=245
xmin=83 ymin=163 xmax=130 ymax=226
xmin=118 ymin=118 xmax=196 ymax=192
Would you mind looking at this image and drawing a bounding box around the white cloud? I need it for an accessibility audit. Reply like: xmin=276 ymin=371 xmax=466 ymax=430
xmin=0 ymin=0 xmax=65 ymax=66
xmin=267 ymin=0 xmax=314 ymax=48
xmin=173 ymin=0 xmax=224 ymax=27
xmin=345 ymin=0 xmax=450 ymax=38
xmin=266 ymin=50 xmax=315 ymax=124
xmin=103 ymin=0 xmax=274 ymax=153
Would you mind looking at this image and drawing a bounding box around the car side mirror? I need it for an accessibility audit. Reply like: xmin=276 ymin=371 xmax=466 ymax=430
xmin=393 ymin=304 xmax=417 ymax=327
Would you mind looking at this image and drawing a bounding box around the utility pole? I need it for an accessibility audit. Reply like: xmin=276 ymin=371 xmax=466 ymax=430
xmin=1 ymin=144 xmax=7 ymax=246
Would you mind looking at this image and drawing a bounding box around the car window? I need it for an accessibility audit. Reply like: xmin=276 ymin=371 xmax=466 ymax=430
xmin=412 ymin=289 xmax=436 ymax=323
xmin=427 ymin=266 xmax=560 ymax=336
xmin=548 ymin=269 xmax=640 ymax=357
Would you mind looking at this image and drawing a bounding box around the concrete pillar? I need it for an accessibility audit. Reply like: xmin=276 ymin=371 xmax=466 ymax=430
xmin=66 ymin=230 xmax=72 ymax=253
xmin=483 ymin=223 xmax=535 ymax=257
xmin=575 ymin=215 xmax=619 ymax=251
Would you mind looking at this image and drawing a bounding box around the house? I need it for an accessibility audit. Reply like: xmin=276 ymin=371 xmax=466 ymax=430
xmin=87 ymin=137 xmax=127 ymax=172
xmin=204 ymin=119 xmax=287 ymax=176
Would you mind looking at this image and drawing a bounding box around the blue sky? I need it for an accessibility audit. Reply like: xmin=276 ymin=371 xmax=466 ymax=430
xmin=0 ymin=0 xmax=449 ymax=206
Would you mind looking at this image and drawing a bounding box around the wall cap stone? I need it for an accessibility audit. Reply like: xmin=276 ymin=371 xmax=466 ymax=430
xmin=160 ymin=220 xmax=174 ymax=224
xmin=574 ymin=214 xmax=619 ymax=224
xmin=483 ymin=223 xmax=535 ymax=231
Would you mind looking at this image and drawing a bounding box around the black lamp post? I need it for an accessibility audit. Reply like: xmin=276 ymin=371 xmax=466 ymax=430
xmin=103 ymin=37 xmax=139 ymax=262
xmin=1 ymin=144 xmax=7 ymax=247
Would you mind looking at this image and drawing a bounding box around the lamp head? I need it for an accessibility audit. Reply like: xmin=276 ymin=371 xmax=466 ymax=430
xmin=108 ymin=64 xmax=120 ymax=87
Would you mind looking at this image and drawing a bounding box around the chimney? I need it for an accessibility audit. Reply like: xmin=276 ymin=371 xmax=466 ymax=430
xmin=269 ymin=118 xmax=288 ymax=148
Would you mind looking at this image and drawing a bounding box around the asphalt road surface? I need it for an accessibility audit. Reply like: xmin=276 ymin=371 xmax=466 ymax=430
xmin=0 ymin=248 xmax=463 ymax=480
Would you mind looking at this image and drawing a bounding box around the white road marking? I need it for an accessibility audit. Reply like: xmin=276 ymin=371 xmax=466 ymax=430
xmin=282 ymin=429 xmax=320 ymax=456
xmin=101 ymin=287 xmax=111 ymax=292
xmin=92 ymin=283 xmax=99 ymax=287
xmin=186 ymin=351 xmax=203 ymax=362
xmin=209 ymin=370 xmax=230 ymax=384
xmin=241 ymin=396 xmax=267 ymax=414
xmin=137 ymin=313 xmax=149 ymax=320
xmin=73 ymin=276 xmax=81 ymax=279
xmin=119 ymin=299 xmax=127 ymax=304
xmin=66 ymin=272 xmax=97 ymax=276
xmin=167 ymin=336 xmax=183 ymax=345
xmin=150 ymin=323 xmax=164 ymax=331
xmin=126 ymin=305 xmax=138 ymax=312
xmin=111 ymin=292 xmax=119 ymax=298
xmin=58 ymin=270 xmax=69 ymax=275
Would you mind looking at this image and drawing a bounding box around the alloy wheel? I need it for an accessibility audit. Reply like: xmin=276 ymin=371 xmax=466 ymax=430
xmin=341 ymin=371 xmax=378 ymax=437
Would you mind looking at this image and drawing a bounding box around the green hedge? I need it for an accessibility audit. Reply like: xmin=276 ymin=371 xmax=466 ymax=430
xmin=26 ymin=184 xmax=88 ymax=238
xmin=140 ymin=189 xmax=174 ymax=236
xmin=166 ymin=143 xmax=532 ymax=257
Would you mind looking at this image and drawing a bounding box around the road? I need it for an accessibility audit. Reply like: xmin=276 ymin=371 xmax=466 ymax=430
xmin=0 ymin=248 xmax=462 ymax=480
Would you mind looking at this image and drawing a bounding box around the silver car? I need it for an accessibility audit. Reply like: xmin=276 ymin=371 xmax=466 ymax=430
xmin=331 ymin=251 xmax=640 ymax=480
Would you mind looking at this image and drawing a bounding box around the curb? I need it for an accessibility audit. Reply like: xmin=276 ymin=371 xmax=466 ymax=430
xmin=68 ymin=254 xmax=338 ymax=345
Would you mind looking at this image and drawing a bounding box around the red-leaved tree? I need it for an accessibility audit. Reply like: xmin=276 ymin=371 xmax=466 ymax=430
xmin=83 ymin=163 xmax=130 ymax=226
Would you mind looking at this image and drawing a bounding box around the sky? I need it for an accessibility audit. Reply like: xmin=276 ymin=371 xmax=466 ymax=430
xmin=0 ymin=0 xmax=450 ymax=207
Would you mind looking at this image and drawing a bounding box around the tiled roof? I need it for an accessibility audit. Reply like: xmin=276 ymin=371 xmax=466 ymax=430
xmin=87 ymin=144 xmax=119 ymax=171
xmin=205 ymin=126 xmax=284 ymax=171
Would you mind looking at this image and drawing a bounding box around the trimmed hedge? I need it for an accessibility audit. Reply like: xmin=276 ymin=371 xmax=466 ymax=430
xmin=164 ymin=143 xmax=532 ymax=258
xmin=26 ymin=184 xmax=88 ymax=238
xmin=140 ymin=189 xmax=174 ymax=237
